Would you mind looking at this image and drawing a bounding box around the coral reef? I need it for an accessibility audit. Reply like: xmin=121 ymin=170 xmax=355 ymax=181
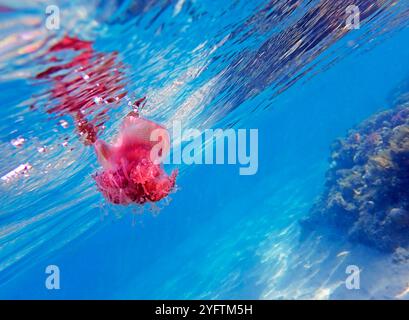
xmin=301 ymin=103 xmax=409 ymax=252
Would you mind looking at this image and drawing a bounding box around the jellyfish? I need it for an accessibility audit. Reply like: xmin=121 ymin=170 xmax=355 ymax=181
xmin=93 ymin=112 xmax=178 ymax=205
xmin=35 ymin=35 xmax=177 ymax=206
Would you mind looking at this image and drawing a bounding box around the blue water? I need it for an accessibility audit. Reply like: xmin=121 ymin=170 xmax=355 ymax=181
xmin=1 ymin=0 xmax=409 ymax=299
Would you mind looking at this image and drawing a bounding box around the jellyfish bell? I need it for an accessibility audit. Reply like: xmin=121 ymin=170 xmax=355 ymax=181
xmin=93 ymin=113 xmax=177 ymax=205
xmin=94 ymin=113 xmax=170 ymax=169
xmin=117 ymin=113 xmax=170 ymax=164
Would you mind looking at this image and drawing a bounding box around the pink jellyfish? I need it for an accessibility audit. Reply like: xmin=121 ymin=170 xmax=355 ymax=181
xmin=35 ymin=35 xmax=177 ymax=205
xmin=93 ymin=112 xmax=178 ymax=205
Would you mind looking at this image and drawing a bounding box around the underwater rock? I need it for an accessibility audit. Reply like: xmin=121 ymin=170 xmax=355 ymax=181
xmin=392 ymin=247 xmax=409 ymax=264
xmin=301 ymin=102 xmax=409 ymax=253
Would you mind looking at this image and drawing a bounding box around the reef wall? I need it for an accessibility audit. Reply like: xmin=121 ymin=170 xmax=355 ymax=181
xmin=301 ymin=100 xmax=409 ymax=253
